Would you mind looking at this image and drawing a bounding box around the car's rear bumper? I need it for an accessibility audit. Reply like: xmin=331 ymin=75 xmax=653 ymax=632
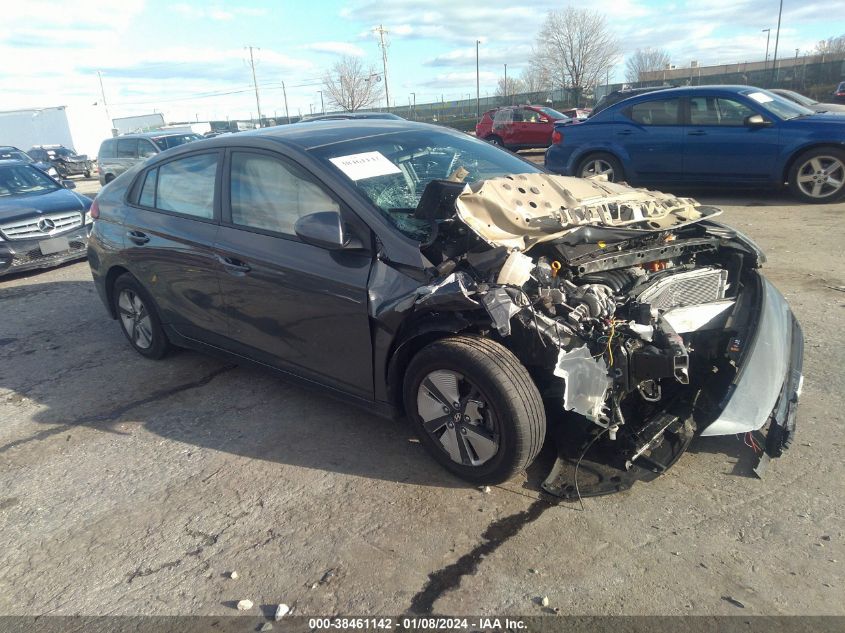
xmin=701 ymin=273 xmax=804 ymax=458
xmin=0 ymin=226 xmax=90 ymax=276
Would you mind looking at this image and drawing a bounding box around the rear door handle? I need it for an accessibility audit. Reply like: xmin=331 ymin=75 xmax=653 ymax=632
xmin=688 ymin=130 xmax=707 ymax=136
xmin=617 ymin=129 xmax=633 ymax=135
xmin=126 ymin=230 xmax=149 ymax=245
xmin=217 ymin=255 xmax=251 ymax=275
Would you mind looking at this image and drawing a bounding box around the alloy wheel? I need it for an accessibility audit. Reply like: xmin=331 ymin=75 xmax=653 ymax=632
xmin=117 ymin=289 xmax=154 ymax=350
xmin=416 ymin=370 xmax=499 ymax=467
xmin=795 ymin=155 xmax=845 ymax=199
xmin=581 ymin=158 xmax=615 ymax=180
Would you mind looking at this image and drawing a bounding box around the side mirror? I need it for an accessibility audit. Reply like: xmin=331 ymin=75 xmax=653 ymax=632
xmin=745 ymin=114 xmax=770 ymax=127
xmin=294 ymin=211 xmax=364 ymax=251
xmin=61 ymin=180 xmax=76 ymax=189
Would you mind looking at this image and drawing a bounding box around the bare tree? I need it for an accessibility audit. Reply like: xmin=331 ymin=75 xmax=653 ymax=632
xmin=520 ymin=65 xmax=551 ymax=94
xmin=813 ymin=34 xmax=845 ymax=56
xmin=625 ymin=47 xmax=671 ymax=83
xmin=322 ymin=56 xmax=383 ymax=112
xmin=534 ymin=8 xmax=619 ymax=103
xmin=496 ymin=76 xmax=525 ymax=99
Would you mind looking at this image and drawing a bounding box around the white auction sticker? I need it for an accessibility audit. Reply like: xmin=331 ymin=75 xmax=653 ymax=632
xmin=329 ymin=151 xmax=402 ymax=181
xmin=747 ymin=91 xmax=774 ymax=104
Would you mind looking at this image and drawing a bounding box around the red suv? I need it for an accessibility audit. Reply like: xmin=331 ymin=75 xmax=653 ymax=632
xmin=475 ymin=105 xmax=572 ymax=150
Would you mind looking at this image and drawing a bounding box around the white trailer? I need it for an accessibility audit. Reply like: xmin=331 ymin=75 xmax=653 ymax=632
xmin=113 ymin=113 xmax=166 ymax=135
xmin=0 ymin=106 xmax=74 ymax=151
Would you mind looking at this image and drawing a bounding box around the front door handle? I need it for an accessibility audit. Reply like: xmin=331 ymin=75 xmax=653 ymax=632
xmin=617 ymin=129 xmax=633 ymax=135
xmin=688 ymin=130 xmax=707 ymax=136
xmin=217 ymin=255 xmax=251 ymax=275
xmin=126 ymin=230 xmax=149 ymax=245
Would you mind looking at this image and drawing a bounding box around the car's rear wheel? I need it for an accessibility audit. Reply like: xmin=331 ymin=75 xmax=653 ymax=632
xmin=485 ymin=135 xmax=503 ymax=147
xmin=788 ymin=148 xmax=845 ymax=203
xmin=112 ymin=273 xmax=170 ymax=359
xmin=104 ymin=174 xmax=115 ymax=184
xmin=577 ymin=152 xmax=624 ymax=182
xmin=403 ymin=335 xmax=545 ymax=484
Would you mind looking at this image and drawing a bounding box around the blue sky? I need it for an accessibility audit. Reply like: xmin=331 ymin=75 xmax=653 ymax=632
xmin=2 ymin=0 xmax=844 ymax=123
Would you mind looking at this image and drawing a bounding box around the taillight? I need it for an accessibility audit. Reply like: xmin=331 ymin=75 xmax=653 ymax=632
xmin=89 ymin=198 xmax=100 ymax=220
xmin=552 ymin=130 xmax=563 ymax=144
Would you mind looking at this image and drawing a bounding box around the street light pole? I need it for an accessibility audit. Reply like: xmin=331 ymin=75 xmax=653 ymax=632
xmin=319 ymin=90 xmax=324 ymax=114
xmin=247 ymin=45 xmax=263 ymax=127
xmin=504 ymin=63 xmax=508 ymax=104
xmin=762 ymin=28 xmax=771 ymax=73
xmin=475 ymin=40 xmax=481 ymax=119
xmin=96 ymin=70 xmax=111 ymax=127
xmin=282 ymin=80 xmax=290 ymax=124
xmin=410 ymin=92 xmax=415 ymax=120
xmin=771 ymin=0 xmax=783 ymax=84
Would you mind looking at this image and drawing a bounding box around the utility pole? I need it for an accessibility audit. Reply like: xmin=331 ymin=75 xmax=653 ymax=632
xmin=771 ymin=0 xmax=783 ymax=84
xmin=374 ymin=24 xmax=390 ymax=111
xmin=476 ymin=40 xmax=481 ymax=119
xmin=281 ymin=80 xmax=290 ymax=124
xmin=319 ymin=90 xmax=324 ymax=114
xmin=762 ymin=28 xmax=771 ymax=72
xmin=410 ymin=92 xmax=415 ymax=120
xmin=504 ymin=63 xmax=508 ymax=104
xmin=247 ymin=46 xmax=263 ymax=126
xmin=96 ymin=70 xmax=111 ymax=127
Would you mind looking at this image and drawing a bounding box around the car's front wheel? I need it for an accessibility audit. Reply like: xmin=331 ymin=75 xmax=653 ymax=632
xmin=577 ymin=152 xmax=624 ymax=182
xmin=403 ymin=336 xmax=545 ymax=484
xmin=112 ymin=273 xmax=170 ymax=359
xmin=788 ymin=148 xmax=845 ymax=203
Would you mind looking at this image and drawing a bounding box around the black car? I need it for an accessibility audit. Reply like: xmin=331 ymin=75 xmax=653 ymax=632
xmin=87 ymin=121 xmax=803 ymax=494
xmin=0 ymin=146 xmax=60 ymax=179
xmin=0 ymin=161 xmax=93 ymax=275
xmin=28 ymin=145 xmax=92 ymax=178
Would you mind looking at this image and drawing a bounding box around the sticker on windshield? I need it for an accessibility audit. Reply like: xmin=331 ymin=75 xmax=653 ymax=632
xmin=747 ymin=91 xmax=774 ymax=104
xmin=329 ymin=151 xmax=401 ymax=181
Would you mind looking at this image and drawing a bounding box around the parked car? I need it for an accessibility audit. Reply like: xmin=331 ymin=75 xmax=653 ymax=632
xmin=475 ymin=105 xmax=572 ymax=150
xmin=769 ymin=89 xmax=845 ymax=113
xmin=545 ymin=85 xmax=845 ymax=203
xmin=561 ymin=107 xmax=592 ymax=121
xmin=28 ymin=145 xmax=92 ymax=178
xmin=833 ymin=81 xmax=845 ymax=104
xmin=87 ymin=120 xmax=802 ymax=494
xmin=97 ymin=131 xmax=203 ymax=185
xmin=0 ymin=146 xmax=59 ymax=179
xmin=589 ymin=86 xmax=674 ymax=117
xmin=0 ymin=160 xmax=92 ymax=275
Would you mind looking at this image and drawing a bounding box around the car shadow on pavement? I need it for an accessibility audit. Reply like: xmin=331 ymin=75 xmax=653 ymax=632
xmin=687 ymin=435 xmax=762 ymax=478
xmin=2 ymin=279 xmax=557 ymax=491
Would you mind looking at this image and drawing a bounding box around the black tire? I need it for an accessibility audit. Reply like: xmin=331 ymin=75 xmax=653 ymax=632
xmin=104 ymin=174 xmax=115 ymax=184
xmin=111 ymin=273 xmax=171 ymax=360
xmin=403 ymin=335 xmax=545 ymax=485
xmin=83 ymin=170 xmax=91 ymax=178
xmin=485 ymin=135 xmax=504 ymax=147
xmin=787 ymin=147 xmax=845 ymax=203
xmin=577 ymin=152 xmax=625 ymax=182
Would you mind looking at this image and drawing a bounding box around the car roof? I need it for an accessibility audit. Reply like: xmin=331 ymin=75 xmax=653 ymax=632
xmin=207 ymin=119 xmax=464 ymax=151
xmin=604 ymin=85 xmax=770 ymax=108
xmin=114 ymin=131 xmax=201 ymax=139
xmin=0 ymin=159 xmax=30 ymax=166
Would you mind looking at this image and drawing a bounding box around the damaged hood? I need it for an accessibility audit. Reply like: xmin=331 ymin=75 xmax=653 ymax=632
xmin=454 ymin=174 xmax=720 ymax=252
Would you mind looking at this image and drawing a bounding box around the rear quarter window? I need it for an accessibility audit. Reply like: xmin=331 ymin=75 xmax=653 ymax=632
xmin=99 ymin=139 xmax=116 ymax=159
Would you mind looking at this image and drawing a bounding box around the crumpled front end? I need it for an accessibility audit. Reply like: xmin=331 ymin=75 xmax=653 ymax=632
xmin=390 ymin=173 xmax=803 ymax=497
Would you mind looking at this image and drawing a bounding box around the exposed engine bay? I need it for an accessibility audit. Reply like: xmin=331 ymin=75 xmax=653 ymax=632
xmin=406 ymin=173 xmax=799 ymax=498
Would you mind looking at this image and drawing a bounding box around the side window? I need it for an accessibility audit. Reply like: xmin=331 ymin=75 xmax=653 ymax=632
xmin=156 ymin=153 xmax=218 ymax=219
xmin=689 ymin=97 xmax=755 ymax=126
xmin=117 ymin=139 xmax=139 ymax=159
xmin=628 ymin=98 xmax=681 ymax=125
xmin=229 ymin=152 xmax=339 ymax=236
xmin=493 ymin=109 xmax=512 ymax=125
xmin=138 ymin=140 xmax=158 ymax=158
xmin=99 ymin=139 xmax=116 ymax=159
xmin=522 ymin=108 xmax=541 ymax=123
xmin=139 ymin=168 xmax=157 ymax=207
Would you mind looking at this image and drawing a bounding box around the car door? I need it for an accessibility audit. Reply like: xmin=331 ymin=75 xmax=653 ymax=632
xmin=122 ymin=151 xmax=230 ymax=345
xmin=682 ymin=95 xmax=780 ymax=183
xmin=491 ymin=108 xmax=514 ymax=145
xmin=619 ymin=97 xmax=685 ymax=181
xmin=521 ymin=108 xmax=552 ymax=146
xmin=214 ymin=148 xmax=374 ymax=398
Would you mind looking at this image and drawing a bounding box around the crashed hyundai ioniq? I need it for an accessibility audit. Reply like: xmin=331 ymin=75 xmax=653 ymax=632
xmin=88 ymin=121 xmax=803 ymax=497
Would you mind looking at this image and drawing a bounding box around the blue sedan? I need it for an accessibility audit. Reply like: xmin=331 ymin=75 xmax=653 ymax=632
xmin=545 ymin=85 xmax=845 ymax=203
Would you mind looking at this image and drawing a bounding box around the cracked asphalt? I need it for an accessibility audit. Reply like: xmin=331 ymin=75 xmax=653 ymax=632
xmin=0 ymin=176 xmax=843 ymax=617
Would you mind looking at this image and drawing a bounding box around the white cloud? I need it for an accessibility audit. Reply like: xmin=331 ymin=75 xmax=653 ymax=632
xmin=171 ymin=3 xmax=268 ymax=20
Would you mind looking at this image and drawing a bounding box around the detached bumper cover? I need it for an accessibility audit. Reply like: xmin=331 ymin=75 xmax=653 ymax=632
xmin=701 ymin=274 xmax=804 ymax=457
